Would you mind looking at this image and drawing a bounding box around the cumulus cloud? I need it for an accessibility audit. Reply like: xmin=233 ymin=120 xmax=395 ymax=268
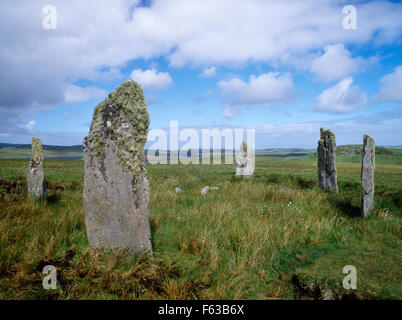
xmin=310 ymin=44 xmax=364 ymax=82
xmin=376 ymin=66 xmax=402 ymax=102
xmin=64 ymin=85 xmax=107 ymax=103
xmin=198 ymin=67 xmax=217 ymax=78
xmin=1 ymin=0 xmax=402 ymax=134
xmin=218 ymin=72 xmax=295 ymax=117
xmin=313 ymin=77 xmax=367 ymax=113
xmin=130 ymin=69 xmax=173 ymax=91
xmin=25 ymin=120 xmax=36 ymax=133
xmin=251 ymin=119 xmax=402 ymax=148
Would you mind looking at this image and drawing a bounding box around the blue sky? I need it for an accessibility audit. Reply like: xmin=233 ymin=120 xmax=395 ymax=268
xmin=0 ymin=0 xmax=402 ymax=149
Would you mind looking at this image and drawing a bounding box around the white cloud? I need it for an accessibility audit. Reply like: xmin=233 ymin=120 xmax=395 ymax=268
xmin=144 ymin=0 xmax=402 ymax=67
xmin=25 ymin=120 xmax=36 ymax=133
xmin=1 ymin=0 xmax=402 ymax=133
xmin=198 ymin=67 xmax=217 ymax=78
xmin=313 ymin=77 xmax=367 ymax=113
xmin=377 ymin=66 xmax=402 ymax=102
xmin=64 ymin=85 xmax=107 ymax=103
xmin=130 ymin=69 xmax=173 ymax=91
xmin=310 ymin=44 xmax=363 ymax=82
xmin=218 ymin=72 xmax=295 ymax=117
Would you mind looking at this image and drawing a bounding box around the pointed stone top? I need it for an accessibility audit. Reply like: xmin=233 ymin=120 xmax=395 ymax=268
xmin=86 ymin=80 xmax=150 ymax=178
xmin=240 ymin=140 xmax=249 ymax=153
xmin=363 ymin=134 xmax=375 ymax=167
xmin=320 ymin=128 xmax=335 ymax=140
xmin=363 ymin=134 xmax=374 ymax=144
xmin=31 ymin=137 xmax=44 ymax=163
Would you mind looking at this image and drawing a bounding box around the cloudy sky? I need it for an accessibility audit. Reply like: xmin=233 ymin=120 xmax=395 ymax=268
xmin=0 ymin=0 xmax=401 ymax=148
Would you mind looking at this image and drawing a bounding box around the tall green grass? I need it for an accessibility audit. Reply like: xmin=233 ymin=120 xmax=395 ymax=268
xmin=0 ymin=155 xmax=401 ymax=299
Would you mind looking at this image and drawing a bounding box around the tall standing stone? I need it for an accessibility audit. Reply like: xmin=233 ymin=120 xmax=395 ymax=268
xmin=361 ymin=134 xmax=375 ymax=218
xmin=235 ymin=141 xmax=254 ymax=178
xmin=27 ymin=137 xmax=47 ymax=200
xmin=317 ymin=128 xmax=338 ymax=192
xmin=83 ymin=80 xmax=152 ymax=253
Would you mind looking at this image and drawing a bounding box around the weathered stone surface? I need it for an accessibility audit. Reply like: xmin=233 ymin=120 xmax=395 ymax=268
xmin=317 ymin=128 xmax=338 ymax=192
xmin=83 ymin=80 xmax=152 ymax=253
xmin=27 ymin=137 xmax=47 ymax=200
xmin=361 ymin=134 xmax=375 ymax=218
xmin=235 ymin=141 xmax=254 ymax=178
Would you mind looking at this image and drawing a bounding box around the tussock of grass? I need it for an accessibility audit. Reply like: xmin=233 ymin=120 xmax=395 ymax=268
xmin=0 ymin=156 xmax=401 ymax=300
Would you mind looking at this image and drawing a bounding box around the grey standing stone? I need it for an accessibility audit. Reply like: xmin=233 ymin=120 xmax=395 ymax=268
xmin=317 ymin=128 xmax=338 ymax=192
xmin=83 ymin=80 xmax=152 ymax=253
xmin=235 ymin=141 xmax=254 ymax=178
xmin=27 ymin=137 xmax=47 ymax=200
xmin=361 ymin=134 xmax=375 ymax=218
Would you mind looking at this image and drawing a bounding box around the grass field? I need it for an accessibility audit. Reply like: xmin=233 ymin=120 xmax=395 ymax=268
xmin=0 ymin=150 xmax=401 ymax=300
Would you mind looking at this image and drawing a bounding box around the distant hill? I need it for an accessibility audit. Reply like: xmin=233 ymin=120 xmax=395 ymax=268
xmin=0 ymin=143 xmax=83 ymax=152
xmin=0 ymin=143 xmax=83 ymax=160
xmin=0 ymin=142 xmax=400 ymax=160
xmin=337 ymin=144 xmax=394 ymax=156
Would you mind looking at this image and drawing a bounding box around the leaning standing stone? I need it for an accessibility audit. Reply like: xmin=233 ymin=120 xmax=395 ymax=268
xmin=83 ymin=80 xmax=152 ymax=253
xmin=317 ymin=128 xmax=338 ymax=192
xmin=361 ymin=134 xmax=375 ymax=218
xmin=27 ymin=137 xmax=47 ymax=200
xmin=235 ymin=141 xmax=254 ymax=178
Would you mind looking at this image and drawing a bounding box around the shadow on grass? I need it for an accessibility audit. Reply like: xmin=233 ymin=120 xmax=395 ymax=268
xmin=295 ymin=177 xmax=315 ymax=190
xmin=46 ymin=192 xmax=61 ymax=204
xmin=328 ymin=196 xmax=361 ymax=218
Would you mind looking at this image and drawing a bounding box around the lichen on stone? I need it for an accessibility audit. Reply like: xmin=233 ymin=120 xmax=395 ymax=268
xmin=368 ymin=134 xmax=375 ymax=168
xmin=31 ymin=137 xmax=44 ymax=163
xmin=240 ymin=140 xmax=250 ymax=154
xmin=85 ymin=80 xmax=150 ymax=182
xmin=319 ymin=128 xmax=336 ymax=168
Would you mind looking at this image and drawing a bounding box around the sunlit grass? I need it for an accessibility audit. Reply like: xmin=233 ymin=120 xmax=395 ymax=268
xmin=0 ymin=155 xmax=401 ymax=299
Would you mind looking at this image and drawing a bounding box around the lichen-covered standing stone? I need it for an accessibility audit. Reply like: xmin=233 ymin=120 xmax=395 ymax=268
xmin=235 ymin=141 xmax=254 ymax=178
xmin=27 ymin=137 xmax=47 ymax=200
xmin=361 ymin=134 xmax=375 ymax=218
xmin=83 ymin=80 xmax=152 ymax=253
xmin=317 ymin=128 xmax=338 ymax=192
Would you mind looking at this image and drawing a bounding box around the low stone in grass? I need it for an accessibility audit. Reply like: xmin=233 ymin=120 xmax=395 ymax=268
xmin=201 ymin=186 xmax=209 ymax=195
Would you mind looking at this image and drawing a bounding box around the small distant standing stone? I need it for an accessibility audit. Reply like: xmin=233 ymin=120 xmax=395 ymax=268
xmin=317 ymin=128 xmax=338 ymax=192
xmin=361 ymin=134 xmax=375 ymax=218
xmin=83 ymin=80 xmax=152 ymax=253
xmin=27 ymin=137 xmax=47 ymax=200
xmin=235 ymin=141 xmax=254 ymax=178
xmin=201 ymin=186 xmax=209 ymax=195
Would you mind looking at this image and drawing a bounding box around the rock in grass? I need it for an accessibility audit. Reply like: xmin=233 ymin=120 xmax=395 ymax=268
xmin=235 ymin=141 xmax=254 ymax=178
xmin=27 ymin=137 xmax=47 ymax=200
xmin=83 ymin=80 xmax=152 ymax=253
xmin=175 ymin=187 xmax=182 ymax=193
xmin=361 ymin=134 xmax=375 ymax=218
xmin=317 ymin=128 xmax=338 ymax=192
xmin=201 ymin=186 xmax=209 ymax=195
